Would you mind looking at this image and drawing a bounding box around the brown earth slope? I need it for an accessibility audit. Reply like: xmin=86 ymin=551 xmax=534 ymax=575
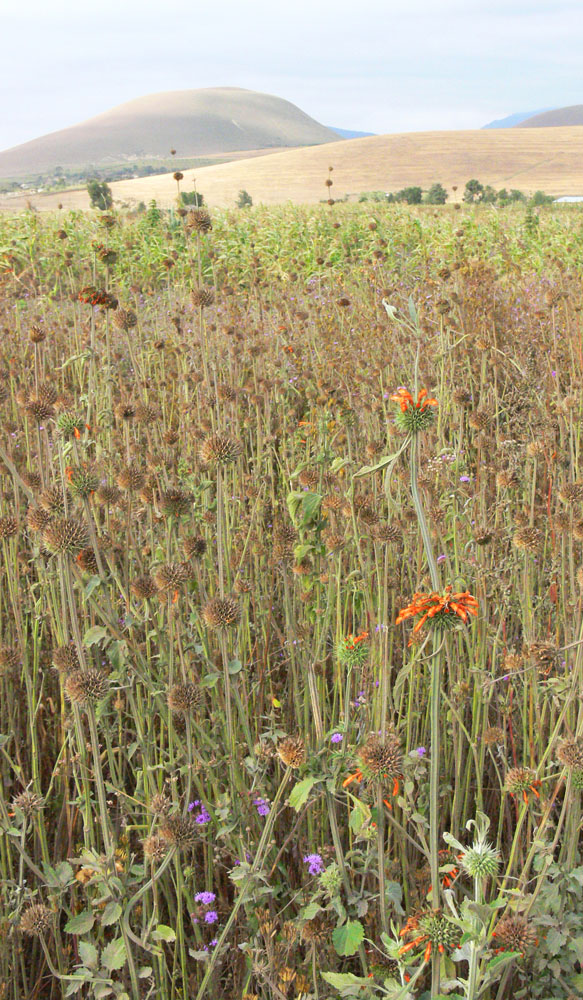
xmin=516 ymin=105 xmax=583 ymax=128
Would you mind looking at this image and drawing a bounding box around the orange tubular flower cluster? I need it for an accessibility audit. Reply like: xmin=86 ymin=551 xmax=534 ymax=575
xmin=343 ymin=631 xmax=369 ymax=650
xmin=390 ymin=387 xmax=438 ymax=413
xmin=396 ymin=585 xmax=478 ymax=640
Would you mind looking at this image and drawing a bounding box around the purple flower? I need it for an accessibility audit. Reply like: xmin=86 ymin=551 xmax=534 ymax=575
xmin=194 ymin=891 xmax=216 ymax=905
xmin=437 ymin=554 xmax=446 ymax=564
xmin=254 ymin=797 xmax=270 ymax=816
xmin=331 ymin=733 xmax=343 ymax=743
xmin=459 ymin=475 xmax=471 ymax=483
xmin=414 ymin=747 xmax=427 ymax=757
xmin=303 ymin=853 xmax=325 ymax=875
xmin=188 ymin=799 xmax=211 ymax=824
xmin=204 ymin=911 xmax=218 ymax=924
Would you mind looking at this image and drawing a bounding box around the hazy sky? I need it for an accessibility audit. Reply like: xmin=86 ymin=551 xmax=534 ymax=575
xmin=2 ymin=0 xmax=582 ymax=151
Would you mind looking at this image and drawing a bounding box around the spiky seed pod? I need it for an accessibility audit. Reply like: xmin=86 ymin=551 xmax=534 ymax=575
xmin=336 ymin=633 xmax=370 ymax=667
xmin=483 ymin=726 xmax=505 ymax=746
xmin=65 ymin=669 xmax=109 ymax=705
xmin=358 ymin=504 xmax=379 ymax=526
xmin=554 ymin=511 xmax=571 ymax=532
xmin=36 ymin=382 xmax=58 ymax=406
xmin=292 ymin=557 xmax=312 ymax=576
xmin=56 ymin=412 xmax=85 ymax=438
xmin=43 ymin=518 xmax=89 ymax=556
xmin=187 ymin=208 xmax=212 ymax=233
xmin=492 ymin=915 xmax=536 ymax=954
xmin=374 ymin=523 xmax=402 ymax=543
xmin=0 ymin=516 xmax=18 ymax=538
xmin=26 ymin=506 xmax=52 ymax=533
xmin=134 ymin=402 xmax=159 ymax=424
xmin=167 ymin=682 xmax=201 ymax=715
xmin=142 ymin=834 xmax=168 ymax=864
xmin=512 ymin=526 xmax=542 ymax=552
xmin=468 ymin=410 xmax=491 ymax=432
xmin=0 ymin=646 xmax=19 ymax=674
xmin=116 ymin=465 xmax=146 ymax=491
xmin=573 ymin=519 xmax=583 ymax=541
xmin=183 ymin=535 xmax=207 ymax=559
xmin=113 ymin=308 xmax=137 ymax=331
xmin=460 ymin=842 xmax=500 ymax=878
xmin=150 ymin=792 xmax=172 ymax=817
xmin=298 ymin=468 xmax=320 ymax=490
xmin=559 ymin=483 xmax=583 ymax=504
xmin=76 ymin=547 xmax=99 ymax=574
xmin=131 ymin=575 xmax=158 ymax=600
xmin=67 ymin=466 xmax=100 ymax=500
xmin=273 ymin=524 xmax=297 ymax=561
xmin=21 ymin=471 xmax=42 ymax=492
xmin=190 ymin=286 xmax=215 ymax=308
xmin=19 ymin=904 xmax=53 ymax=936
xmin=39 ymin=486 xmax=66 ymax=516
xmin=505 ymin=766 xmax=537 ymax=795
xmin=52 ymin=644 xmax=80 ymax=674
xmin=159 ymin=489 xmax=192 ymax=517
xmin=526 ymin=440 xmax=545 ymax=459
xmin=25 ymin=399 xmax=54 ymax=423
xmin=571 ymin=769 xmax=583 ymax=790
xmin=202 ymin=596 xmax=241 ymax=629
xmin=527 ymin=642 xmax=556 ymax=668
xmin=358 ymin=733 xmax=403 ymax=782
xmin=95 ymin=484 xmax=121 ymax=507
xmin=557 ymin=738 xmax=583 ymax=769
xmin=418 ymin=911 xmax=460 ymax=951
xmin=29 ymin=324 xmax=47 ymax=343
xmin=217 ymin=382 xmax=237 ymax=402
xmin=502 ymin=651 xmax=523 ymax=673
xmin=277 ymin=735 xmax=306 ymax=768
xmin=12 ymin=790 xmax=44 ymax=817
xmin=322 ymin=494 xmax=344 ymax=513
xmin=159 ymin=813 xmax=198 ymax=850
xmin=199 ymin=434 xmax=242 ymax=465
xmin=153 ymin=562 xmax=189 ymax=593
xmin=323 ymin=531 xmax=345 ymax=553
xmin=114 ymin=401 xmax=136 ymax=423
xmin=233 ymin=577 xmax=250 ymax=594
xmin=473 ymin=528 xmax=493 ymax=545
xmin=497 ymin=469 xmax=520 ymax=490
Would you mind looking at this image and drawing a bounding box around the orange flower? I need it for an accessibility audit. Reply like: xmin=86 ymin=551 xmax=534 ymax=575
xmin=390 ymin=387 xmax=438 ymax=413
xmin=396 ymin=586 xmax=478 ymax=639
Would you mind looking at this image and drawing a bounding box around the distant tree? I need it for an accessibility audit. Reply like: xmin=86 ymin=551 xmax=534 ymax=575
xmin=481 ymin=185 xmax=498 ymax=204
xmin=425 ymin=183 xmax=448 ymax=205
xmin=530 ymin=190 xmax=554 ymax=206
xmin=509 ymin=189 xmax=527 ymax=203
xmin=236 ymin=189 xmax=253 ymax=208
xmin=180 ymin=191 xmax=205 ymax=206
xmin=497 ymin=188 xmax=510 ymax=205
xmin=463 ymin=179 xmax=484 ymax=203
xmin=396 ymin=186 xmax=422 ymax=205
xmin=87 ymin=179 xmax=113 ymax=211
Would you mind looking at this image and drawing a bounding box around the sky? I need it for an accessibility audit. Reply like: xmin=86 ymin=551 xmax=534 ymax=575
xmin=1 ymin=0 xmax=583 ymax=151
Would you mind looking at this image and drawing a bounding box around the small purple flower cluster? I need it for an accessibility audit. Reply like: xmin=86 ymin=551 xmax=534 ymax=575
xmin=188 ymin=799 xmax=211 ymax=825
xmin=254 ymin=797 xmax=270 ymax=816
xmin=303 ymin=853 xmax=325 ymax=876
xmin=192 ymin=891 xmax=219 ymax=947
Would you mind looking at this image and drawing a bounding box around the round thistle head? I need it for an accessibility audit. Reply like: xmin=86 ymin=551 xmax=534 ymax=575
xmin=336 ymin=632 xmax=370 ymax=667
xmin=21 ymin=471 xmax=42 ymax=492
xmin=114 ymin=401 xmax=136 ymax=422
xmin=66 ymin=465 xmax=100 ymax=500
xmin=183 ymin=535 xmax=207 ymax=559
xmin=512 ymin=527 xmax=542 ymax=553
xmin=167 ymin=682 xmax=201 ymax=715
xmin=65 ymin=668 xmax=109 ymax=706
xmin=358 ymin=733 xmax=402 ymax=782
xmin=56 ymin=412 xmax=85 ymax=439
xmin=153 ymin=562 xmax=189 ymax=594
xmin=418 ymin=911 xmax=460 ymax=951
xmin=277 ymin=735 xmax=306 ymax=768
xmin=492 ymin=914 xmax=536 ymax=954
xmin=149 ymin=792 xmax=172 ymax=817
xmin=27 ymin=506 xmax=52 ymax=533
xmin=142 ymin=834 xmax=168 ymax=864
xmin=483 ymin=726 xmax=505 ymax=746
xmin=130 ymin=574 xmax=158 ymax=600
xmin=0 ymin=645 xmax=20 ymax=675
xmin=159 ymin=489 xmax=192 ymax=517
xmin=113 ymin=308 xmax=137 ymax=331
xmin=116 ymin=465 xmax=146 ymax=492
xmin=19 ymin=904 xmax=53 ymax=937
xmin=42 ymin=518 xmax=89 ymax=556
xmin=190 ymin=285 xmax=215 ymax=308
xmin=199 ymin=434 xmax=242 ymax=466
xmin=12 ymin=790 xmax=44 ymax=817
xmin=460 ymin=842 xmax=500 ymax=879
xmin=76 ymin=546 xmax=99 ymax=574
xmin=52 ymin=643 xmax=80 ymax=674
xmin=95 ymin=484 xmax=121 ymax=507
xmin=202 ymin=596 xmax=241 ymax=629
xmin=39 ymin=485 xmax=66 ymax=516
xmin=159 ymin=813 xmax=199 ymax=850
xmin=374 ymin=523 xmax=402 ymax=544
xmin=187 ymin=208 xmax=212 ymax=233
xmin=0 ymin=515 xmax=18 ymax=539
xmin=300 ymin=915 xmax=331 ymax=944
xmin=29 ymin=324 xmax=47 ymax=343
xmin=559 ymin=483 xmax=583 ymax=504
xmin=505 ymin=766 xmax=538 ymax=795
xmin=557 ymin=737 xmax=583 ymax=770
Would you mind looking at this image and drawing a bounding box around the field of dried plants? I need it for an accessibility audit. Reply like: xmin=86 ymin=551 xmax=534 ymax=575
xmin=2 ymin=199 xmax=583 ymax=1000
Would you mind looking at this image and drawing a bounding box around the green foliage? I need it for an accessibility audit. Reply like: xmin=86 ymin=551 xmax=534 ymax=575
xmin=463 ymin=178 xmax=484 ymax=202
xmin=395 ymin=186 xmax=423 ymax=204
xmin=86 ymin=179 xmax=113 ymax=210
xmin=180 ymin=190 xmax=205 ymax=206
xmin=425 ymin=182 xmax=448 ymax=204
xmin=236 ymin=189 xmax=253 ymax=208
xmin=332 ymin=919 xmax=365 ymax=956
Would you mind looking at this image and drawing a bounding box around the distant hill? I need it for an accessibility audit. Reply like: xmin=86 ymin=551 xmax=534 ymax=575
xmin=482 ymin=110 xmax=554 ymax=129
xmin=8 ymin=125 xmax=583 ymax=212
xmin=329 ymin=128 xmax=376 ymax=139
xmin=0 ymin=88 xmax=338 ymax=179
xmin=516 ymin=104 xmax=583 ymax=127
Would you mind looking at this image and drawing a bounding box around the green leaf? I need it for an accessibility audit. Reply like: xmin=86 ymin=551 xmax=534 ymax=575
xmin=228 ymin=659 xmax=242 ymax=674
xmin=64 ymin=910 xmax=95 ymax=935
xmin=100 ymin=901 xmax=122 ymax=926
xmin=84 ymin=575 xmax=102 ymax=599
xmin=486 ymin=951 xmax=522 ymax=971
xmin=82 ymin=626 xmax=108 ymax=647
xmin=101 ymin=938 xmax=127 ymax=972
xmin=287 ymin=777 xmax=318 ymax=811
xmin=332 ymin=919 xmax=364 ymax=956
xmin=301 ymin=902 xmax=321 ymax=920
xmin=78 ymin=941 xmax=98 ymax=969
xmin=200 ymin=673 xmax=220 ymax=688
xmin=321 ymin=971 xmax=370 ymax=993
xmin=152 ymin=924 xmax=176 ymax=943
xmin=138 ymin=967 xmax=153 ymax=979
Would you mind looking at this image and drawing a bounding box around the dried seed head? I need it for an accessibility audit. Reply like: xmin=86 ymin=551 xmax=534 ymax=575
xmin=150 ymin=792 xmax=172 ymax=816
xmin=19 ymin=904 xmax=53 ymax=937
xmin=142 ymin=834 xmax=168 ymax=864
xmin=21 ymin=471 xmax=42 ymax=492
xmin=113 ymin=308 xmax=137 ymax=331
xmin=187 ymin=208 xmax=212 ymax=233
xmin=483 ymin=726 xmax=505 ymax=746
xmin=497 ymin=469 xmax=520 ymax=490
xmin=159 ymin=489 xmax=192 ymax=517
xmin=273 ymin=524 xmax=297 ymax=561
xmin=130 ymin=574 xmax=158 ymax=600
xmin=502 ymin=651 xmax=523 ymax=673
xmin=374 ymin=523 xmax=402 ymax=543
xmin=0 ymin=645 xmax=20 ymax=674
xmin=39 ymin=486 xmax=66 ymax=516
xmin=512 ymin=526 xmax=542 ymax=553
xmin=322 ymin=531 xmax=345 ymax=553
xmin=159 ymin=813 xmax=199 ymax=850
xmin=114 ymin=401 xmax=136 ymax=422
xmin=468 ymin=410 xmax=491 ymax=432
xmin=116 ymin=465 xmax=146 ymax=492
xmin=559 ymin=483 xmax=583 ymax=504
xmin=300 ymin=916 xmax=331 ymax=944
xmin=492 ymin=915 xmax=536 ymax=954
xmin=65 ymin=668 xmax=109 ymax=705
xmin=12 ymin=790 xmax=44 ymax=817
xmin=277 ymin=735 xmax=306 ymax=768
xmin=526 ymin=642 xmax=556 ymax=668
xmin=190 ymin=286 xmax=215 ymax=308
xmin=167 ymin=682 xmax=201 ymax=715
xmin=25 ymin=399 xmax=54 ymax=423
xmin=0 ymin=515 xmax=18 ymax=538
xmin=153 ymin=562 xmax=189 ymax=593
xmin=183 ymin=535 xmax=207 ymax=559
xmin=359 ymin=733 xmax=402 ymax=781
xmin=76 ymin=546 xmax=99 ymax=574
xmin=43 ymin=518 xmax=89 ymax=555
xmin=52 ymin=644 xmax=80 ymax=674
xmin=557 ymin=737 xmax=583 ymax=769
xmin=29 ymin=324 xmax=47 ymax=343
xmin=202 ymin=596 xmax=241 ymax=629
xmin=95 ymin=484 xmax=122 ymax=506
xmin=26 ymin=506 xmax=52 ymax=533
xmin=199 ymin=434 xmax=242 ymax=465
xmin=505 ymin=766 xmax=537 ymax=795
xmin=134 ymin=402 xmax=159 ymax=424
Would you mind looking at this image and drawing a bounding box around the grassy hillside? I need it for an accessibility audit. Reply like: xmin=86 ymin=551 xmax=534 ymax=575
xmin=516 ymin=104 xmax=583 ymax=127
